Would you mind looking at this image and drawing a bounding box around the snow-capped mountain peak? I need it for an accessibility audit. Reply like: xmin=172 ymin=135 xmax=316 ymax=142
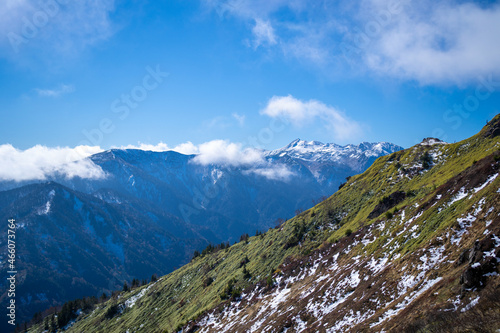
xmin=267 ymin=139 xmax=403 ymax=164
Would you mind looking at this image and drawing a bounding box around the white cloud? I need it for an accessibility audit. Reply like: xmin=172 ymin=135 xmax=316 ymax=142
xmin=117 ymin=141 xmax=199 ymax=155
xmin=0 ymin=144 xmax=105 ymax=182
xmin=232 ymin=112 xmax=246 ymax=126
xmin=245 ymin=164 xmax=294 ymax=181
xmin=36 ymin=84 xmax=74 ymax=97
xmin=359 ymin=1 xmax=500 ymax=85
xmin=0 ymin=141 xmax=295 ymax=182
xmin=172 ymin=142 xmax=199 ymax=155
xmin=261 ymin=95 xmax=361 ymax=141
xmin=117 ymin=140 xmax=291 ymax=180
xmin=187 ymin=139 xmax=294 ymax=180
xmin=252 ymin=19 xmax=277 ymax=48
xmin=117 ymin=142 xmax=171 ymax=152
xmin=192 ymin=140 xmax=264 ymax=166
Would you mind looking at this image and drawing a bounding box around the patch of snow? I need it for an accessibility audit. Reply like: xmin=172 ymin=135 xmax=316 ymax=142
xmin=461 ymin=296 xmax=480 ymax=312
xmin=405 ymin=211 xmax=423 ymax=227
xmin=312 ymin=291 xmax=354 ymax=317
xmin=447 ymin=295 xmax=461 ymax=311
xmin=211 ymin=169 xmax=223 ymax=184
xmin=128 ymin=175 xmax=135 ymax=187
xmin=371 ymin=277 xmax=442 ymax=328
xmin=398 ymin=274 xmax=419 ymax=295
xmin=484 ymin=235 xmax=500 ymax=258
xmin=349 ymin=271 xmax=360 ymax=288
xmin=125 ymin=284 xmax=154 ymax=308
xmin=451 ymin=213 xmax=477 ymax=245
xmin=39 ymin=201 xmax=51 ymax=215
xmin=448 ymin=187 xmax=467 ymax=206
xmin=418 ymin=245 xmax=446 ymax=272
xmin=327 ymin=308 xmax=375 ymax=332
xmin=16 ymin=222 xmax=26 ymax=229
xmin=378 ymin=221 xmax=386 ymax=232
xmin=362 ymin=235 xmax=375 ymax=246
xmin=474 ymin=174 xmax=498 ymax=193
xmin=474 ymin=198 xmax=485 ymax=215
xmin=367 ymin=256 xmax=389 ymax=275
xmin=420 ymin=138 xmax=447 ymax=146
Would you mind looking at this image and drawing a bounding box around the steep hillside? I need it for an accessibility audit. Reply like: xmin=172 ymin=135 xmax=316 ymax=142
xmin=0 ymin=140 xmax=401 ymax=328
xmin=28 ymin=116 xmax=500 ymax=332
xmin=0 ymin=182 xmax=208 ymax=332
xmin=0 ymin=140 xmax=400 ymax=328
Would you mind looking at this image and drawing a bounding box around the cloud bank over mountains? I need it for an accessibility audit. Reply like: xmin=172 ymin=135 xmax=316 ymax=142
xmin=0 ymin=140 xmax=289 ymax=182
xmin=0 ymin=144 xmax=106 ymax=182
xmin=0 ymin=90 xmax=361 ymax=183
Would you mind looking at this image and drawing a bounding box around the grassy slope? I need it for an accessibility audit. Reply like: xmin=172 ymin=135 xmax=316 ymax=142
xmin=29 ymin=115 xmax=500 ymax=333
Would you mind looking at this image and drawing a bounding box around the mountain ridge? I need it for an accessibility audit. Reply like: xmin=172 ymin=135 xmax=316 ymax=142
xmin=27 ymin=114 xmax=500 ymax=333
xmin=0 ymin=138 xmax=403 ymax=330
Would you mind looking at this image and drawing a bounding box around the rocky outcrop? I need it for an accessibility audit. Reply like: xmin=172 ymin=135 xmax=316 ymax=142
xmin=368 ymin=190 xmax=406 ymax=219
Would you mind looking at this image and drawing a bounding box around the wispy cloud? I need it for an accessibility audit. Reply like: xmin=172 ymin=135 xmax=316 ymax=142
xmin=0 ymin=0 xmax=116 ymax=58
xmin=35 ymin=84 xmax=74 ymax=97
xmin=232 ymin=112 xmax=246 ymax=126
xmin=204 ymin=0 xmax=294 ymax=20
xmin=204 ymin=116 xmax=233 ymax=129
xmin=203 ymin=0 xmax=500 ymax=86
xmin=0 ymin=144 xmax=105 ymax=182
xmin=117 ymin=142 xmax=169 ymax=152
xmin=358 ymin=0 xmax=500 ymax=85
xmin=203 ymin=0 xmax=345 ymax=67
xmin=117 ymin=142 xmax=200 ymax=155
xmin=0 ymin=141 xmax=294 ymax=182
xmin=251 ymin=19 xmax=277 ymax=48
xmin=261 ymin=95 xmax=362 ymax=141
xmin=204 ymin=114 xmax=247 ymax=129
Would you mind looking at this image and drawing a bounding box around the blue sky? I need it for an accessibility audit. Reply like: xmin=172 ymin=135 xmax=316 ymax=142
xmin=0 ymin=0 xmax=499 ymax=155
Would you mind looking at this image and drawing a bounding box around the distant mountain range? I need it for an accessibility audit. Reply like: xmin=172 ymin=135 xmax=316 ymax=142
xmin=29 ymin=115 xmax=500 ymax=333
xmin=0 ymin=139 xmax=402 ymax=328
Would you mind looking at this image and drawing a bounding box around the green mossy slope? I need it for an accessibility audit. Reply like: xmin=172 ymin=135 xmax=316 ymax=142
xmin=28 ymin=115 xmax=500 ymax=333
